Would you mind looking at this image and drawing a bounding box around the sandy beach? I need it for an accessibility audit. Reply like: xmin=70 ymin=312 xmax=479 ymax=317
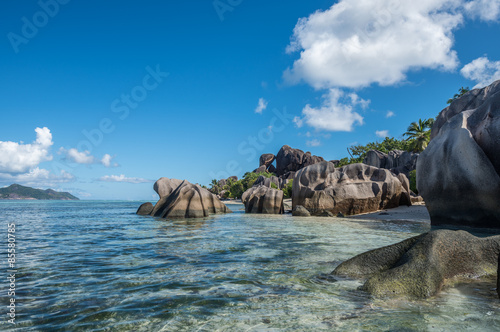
xmin=347 ymin=203 xmax=430 ymax=222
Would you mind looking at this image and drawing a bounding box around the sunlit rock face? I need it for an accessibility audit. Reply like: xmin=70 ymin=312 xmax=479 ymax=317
xmin=145 ymin=178 xmax=231 ymax=218
xmin=292 ymin=162 xmax=411 ymax=216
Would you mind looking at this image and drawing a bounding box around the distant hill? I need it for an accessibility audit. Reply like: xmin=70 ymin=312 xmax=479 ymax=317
xmin=0 ymin=184 xmax=79 ymax=200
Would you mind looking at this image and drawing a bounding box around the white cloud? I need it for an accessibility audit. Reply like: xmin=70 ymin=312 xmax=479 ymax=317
xmin=306 ymin=139 xmax=321 ymax=147
xmin=460 ymin=56 xmax=500 ymax=88
xmin=284 ymin=0 xmax=464 ymax=89
xmin=98 ymin=175 xmax=152 ymax=184
xmin=464 ymin=0 xmax=500 ymax=21
xmin=386 ymin=111 xmax=395 ymax=118
xmin=254 ymin=98 xmax=268 ymax=114
xmin=60 ymin=148 xmax=95 ymax=164
xmin=0 ymin=127 xmax=53 ymax=173
xmin=376 ymin=130 xmax=390 ymax=138
xmin=293 ymin=116 xmax=304 ymax=128
xmin=296 ymin=89 xmax=366 ymax=132
xmin=101 ymin=154 xmax=118 ymax=168
xmin=60 ymin=148 xmax=118 ymax=167
xmin=0 ymin=168 xmax=75 ymax=187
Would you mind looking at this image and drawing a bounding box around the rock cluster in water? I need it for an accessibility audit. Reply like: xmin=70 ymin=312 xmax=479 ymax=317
xmin=242 ymin=185 xmax=284 ymax=214
xmin=137 ymin=178 xmax=231 ymax=218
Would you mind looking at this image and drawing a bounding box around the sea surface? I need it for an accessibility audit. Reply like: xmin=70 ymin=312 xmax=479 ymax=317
xmin=1 ymin=200 xmax=500 ymax=331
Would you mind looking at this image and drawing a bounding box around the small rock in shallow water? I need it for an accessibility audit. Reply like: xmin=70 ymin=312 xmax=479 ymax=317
xmin=337 ymin=212 xmax=345 ymax=218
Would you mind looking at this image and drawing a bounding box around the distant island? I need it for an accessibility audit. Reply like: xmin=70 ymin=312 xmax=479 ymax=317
xmin=0 ymin=184 xmax=79 ymax=200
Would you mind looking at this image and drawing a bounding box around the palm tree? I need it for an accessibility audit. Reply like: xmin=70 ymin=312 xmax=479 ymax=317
xmin=447 ymin=87 xmax=470 ymax=104
xmin=404 ymin=118 xmax=434 ymax=153
xmin=209 ymin=179 xmax=221 ymax=195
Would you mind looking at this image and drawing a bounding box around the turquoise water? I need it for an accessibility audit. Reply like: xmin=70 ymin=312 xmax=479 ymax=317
xmin=1 ymin=201 xmax=500 ymax=331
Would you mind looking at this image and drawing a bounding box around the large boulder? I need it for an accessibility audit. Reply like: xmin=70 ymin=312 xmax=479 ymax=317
xmin=241 ymin=185 xmax=284 ymax=214
xmin=253 ymin=175 xmax=289 ymax=189
xmin=259 ymin=153 xmax=276 ymax=169
xmin=149 ymin=178 xmax=231 ymax=218
xmin=275 ymin=145 xmax=324 ymax=177
xmin=417 ymin=80 xmax=500 ymax=228
xmin=333 ymin=230 xmax=500 ymax=298
xmin=363 ymin=150 xmax=418 ymax=176
xmin=293 ymin=162 xmax=411 ymax=216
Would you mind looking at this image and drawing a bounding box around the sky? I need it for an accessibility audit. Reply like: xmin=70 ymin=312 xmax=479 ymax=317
xmin=1 ymin=0 xmax=500 ymax=200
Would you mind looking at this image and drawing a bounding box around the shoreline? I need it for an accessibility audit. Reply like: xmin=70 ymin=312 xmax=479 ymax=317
xmin=347 ymin=203 xmax=430 ymax=222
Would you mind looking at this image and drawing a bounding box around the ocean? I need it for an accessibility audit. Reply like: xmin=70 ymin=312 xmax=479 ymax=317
xmin=1 ymin=200 xmax=499 ymax=331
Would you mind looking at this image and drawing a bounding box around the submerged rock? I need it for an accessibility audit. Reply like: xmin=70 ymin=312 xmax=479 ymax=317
xmin=241 ymin=185 xmax=284 ymax=214
xmin=292 ymin=162 xmax=410 ymax=216
xmin=136 ymin=202 xmax=153 ymax=215
xmin=148 ymin=178 xmax=231 ymax=218
xmin=418 ymin=80 xmax=500 ymax=228
xmin=292 ymin=205 xmax=311 ymax=217
xmin=332 ymin=229 xmax=500 ymax=298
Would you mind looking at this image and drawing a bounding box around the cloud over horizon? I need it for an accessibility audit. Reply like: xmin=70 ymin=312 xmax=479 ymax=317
xmin=59 ymin=148 xmax=118 ymax=167
xmin=0 ymin=167 xmax=75 ymax=187
xmin=0 ymin=127 xmax=53 ymax=174
xmin=98 ymin=174 xmax=152 ymax=184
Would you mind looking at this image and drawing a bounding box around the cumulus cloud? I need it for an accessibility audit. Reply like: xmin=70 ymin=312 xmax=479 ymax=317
xmin=59 ymin=148 xmax=117 ymax=167
xmin=255 ymin=98 xmax=268 ymax=114
xmin=295 ymin=89 xmax=366 ymax=132
xmin=386 ymin=111 xmax=395 ymax=118
xmin=461 ymin=56 xmax=500 ymax=88
xmin=376 ymin=130 xmax=390 ymax=138
xmin=101 ymin=154 xmax=118 ymax=167
xmin=0 ymin=127 xmax=53 ymax=173
xmin=0 ymin=168 xmax=75 ymax=187
xmin=464 ymin=0 xmax=500 ymax=21
xmin=306 ymin=139 xmax=321 ymax=147
xmin=284 ymin=0 xmax=465 ymax=89
xmin=98 ymin=175 xmax=152 ymax=184
xmin=60 ymin=148 xmax=95 ymax=164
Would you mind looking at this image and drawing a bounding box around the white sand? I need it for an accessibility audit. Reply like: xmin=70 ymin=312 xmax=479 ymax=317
xmin=347 ymin=203 xmax=430 ymax=222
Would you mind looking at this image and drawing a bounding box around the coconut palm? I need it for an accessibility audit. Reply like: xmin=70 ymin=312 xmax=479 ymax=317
xmin=404 ymin=118 xmax=434 ymax=153
xmin=209 ymin=179 xmax=221 ymax=195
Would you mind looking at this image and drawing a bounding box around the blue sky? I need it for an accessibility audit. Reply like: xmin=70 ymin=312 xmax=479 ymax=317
xmin=1 ymin=0 xmax=500 ymax=200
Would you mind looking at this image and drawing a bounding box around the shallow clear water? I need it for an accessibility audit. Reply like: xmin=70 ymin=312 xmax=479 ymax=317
xmin=1 ymin=201 xmax=500 ymax=331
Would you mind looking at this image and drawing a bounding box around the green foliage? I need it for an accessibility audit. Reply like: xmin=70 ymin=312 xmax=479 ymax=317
xmin=209 ymin=172 xmax=277 ymax=199
xmin=403 ymin=118 xmax=434 ymax=153
xmin=241 ymin=171 xmax=275 ymax=189
xmin=337 ymin=137 xmax=413 ymax=166
xmin=229 ymin=181 xmax=245 ymax=199
xmin=209 ymin=179 xmax=221 ymax=195
xmin=409 ymin=170 xmax=418 ymax=194
xmin=270 ymin=182 xmax=278 ymax=189
xmin=447 ymin=87 xmax=470 ymax=104
xmin=282 ymin=179 xmax=293 ymax=198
